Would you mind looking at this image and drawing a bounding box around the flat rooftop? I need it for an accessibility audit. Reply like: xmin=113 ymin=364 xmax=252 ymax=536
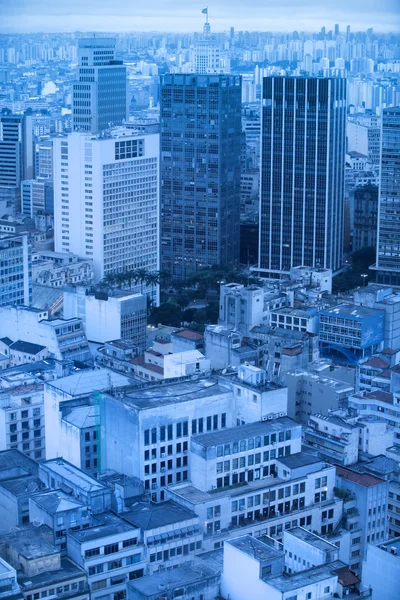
xmin=128 ymin=565 xmax=217 ymax=596
xmin=321 ymin=303 xmax=384 ymax=319
xmin=121 ymin=501 xmax=198 ymax=531
xmin=40 ymin=459 xmax=106 ymax=492
xmin=228 ymin=534 xmax=283 ymax=561
xmin=121 ymin=377 xmax=230 ymax=410
xmin=68 ymin=513 xmax=136 ymax=543
xmin=46 ymin=368 xmax=133 ymax=396
xmin=378 ymin=537 xmax=400 ymax=556
xmin=3 ymin=527 xmax=58 ymax=559
xmin=286 ymin=527 xmax=339 ymax=553
xmin=276 ymin=453 xmax=323 ymax=470
xmin=266 ymin=560 xmax=348 ymax=592
xmin=192 ymin=418 xmax=298 ymax=449
xmin=18 ymin=557 xmax=86 ymax=590
xmin=336 ymin=466 xmax=384 ymax=488
xmin=62 ymin=405 xmax=97 ymax=429
xmin=31 ymin=490 xmax=84 ymax=515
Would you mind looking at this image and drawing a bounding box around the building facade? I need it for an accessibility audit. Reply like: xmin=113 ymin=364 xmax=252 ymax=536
xmin=72 ymin=38 xmax=127 ymax=135
xmin=374 ymin=108 xmax=400 ymax=285
xmin=258 ymin=76 xmax=346 ymax=277
xmin=53 ymin=131 xmax=159 ymax=290
xmin=0 ymin=233 xmax=31 ymax=307
xmin=160 ymin=74 xmax=242 ymax=278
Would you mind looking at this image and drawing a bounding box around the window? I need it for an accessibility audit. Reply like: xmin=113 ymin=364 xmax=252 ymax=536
xmin=324 ymin=587 xmax=330 ymax=594
xmin=108 ymin=559 xmax=122 ymax=570
xmin=104 ymin=543 xmax=119 ymax=555
xmin=85 ymin=547 xmax=100 ymax=558
xmin=123 ymin=538 xmax=137 ymax=548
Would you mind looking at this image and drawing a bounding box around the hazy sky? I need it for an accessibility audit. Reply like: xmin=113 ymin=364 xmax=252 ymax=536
xmin=0 ymin=0 xmax=399 ymax=34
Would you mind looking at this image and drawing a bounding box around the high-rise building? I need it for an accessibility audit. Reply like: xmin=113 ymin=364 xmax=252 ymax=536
xmin=258 ymin=76 xmax=346 ymax=278
xmin=160 ymin=74 xmax=242 ymax=279
xmin=195 ymin=10 xmax=222 ymax=74
xmin=0 ymin=233 xmax=31 ymax=306
xmin=53 ymin=130 xmax=159 ymax=295
xmin=21 ymin=177 xmax=54 ymax=217
xmin=72 ymin=38 xmax=127 ymax=134
xmin=0 ymin=114 xmax=34 ymax=215
xmin=36 ymin=139 xmax=53 ymax=178
xmin=373 ymin=108 xmax=400 ymax=286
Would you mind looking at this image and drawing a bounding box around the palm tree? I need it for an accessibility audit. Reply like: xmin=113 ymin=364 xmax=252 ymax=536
xmin=145 ymin=272 xmax=160 ymax=309
xmin=135 ymin=268 xmax=148 ymax=294
xmin=102 ymin=272 xmax=117 ymax=288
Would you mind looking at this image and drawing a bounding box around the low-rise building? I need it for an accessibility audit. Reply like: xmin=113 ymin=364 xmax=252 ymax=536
xmin=64 ymin=286 xmax=147 ymax=347
xmin=0 ymin=306 xmax=91 ymax=364
xmin=286 ymin=369 xmax=354 ymax=425
xmin=319 ymin=304 xmax=385 ymax=364
xmin=121 ymin=500 xmax=202 ymax=574
xmin=0 ymin=557 xmax=22 ymax=600
xmin=362 ymin=537 xmax=400 ymax=600
xmin=270 ymin=307 xmax=319 ymax=334
xmin=67 ymin=512 xmax=146 ymax=600
xmin=127 ymin=564 xmax=220 ymax=600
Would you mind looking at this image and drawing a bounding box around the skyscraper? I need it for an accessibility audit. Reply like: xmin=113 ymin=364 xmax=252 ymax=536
xmin=195 ymin=9 xmax=222 ymax=74
xmin=373 ymin=108 xmax=400 ymax=285
xmin=258 ymin=76 xmax=346 ymax=278
xmin=0 ymin=114 xmax=34 ymax=215
xmin=160 ymin=74 xmax=242 ymax=279
xmin=54 ymin=130 xmax=159 ymax=298
xmin=72 ymin=38 xmax=127 ymax=134
xmin=0 ymin=233 xmax=31 ymax=307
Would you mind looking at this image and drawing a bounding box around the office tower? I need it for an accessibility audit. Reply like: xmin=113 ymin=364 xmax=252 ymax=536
xmin=53 ymin=130 xmax=159 ymax=293
xmin=258 ymin=76 xmax=346 ymax=277
xmin=374 ymin=108 xmax=400 ymax=285
xmin=160 ymin=74 xmax=242 ymax=279
xmin=0 ymin=233 xmax=31 ymax=306
xmin=195 ymin=10 xmax=222 ymax=74
xmin=37 ymin=140 xmax=53 ymax=178
xmin=0 ymin=114 xmax=34 ymax=215
xmin=72 ymin=38 xmax=127 ymax=134
xmin=353 ymin=185 xmax=378 ymax=252
xmin=346 ymin=25 xmax=351 ymax=42
xmin=334 ymin=24 xmax=340 ymax=37
xmin=21 ymin=177 xmax=54 ymax=217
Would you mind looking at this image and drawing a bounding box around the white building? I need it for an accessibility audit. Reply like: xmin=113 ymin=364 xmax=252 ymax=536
xmin=134 ymin=337 xmax=211 ymax=381
xmin=0 ymin=383 xmax=45 ymax=461
xmin=53 ymin=130 xmax=159 ymax=294
xmin=64 ymin=286 xmax=147 ymax=347
xmin=220 ymin=534 xmax=358 ymax=600
xmin=362 ymin=537 xmax=400 ymax=600
xmin=44 ymin=369 xmax=132 ymax=463
xmin=0 ymin=306 xmax=91 ymax=363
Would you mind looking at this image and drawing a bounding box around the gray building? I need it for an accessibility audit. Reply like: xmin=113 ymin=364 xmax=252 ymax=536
xmin=0 ymin=233 xmax=31 ymax=307
xmin=0 ymin=114 xmax=34 ymax=215
xmin=373 ymin=108 xmax=400 ymax=285
xmin=353 ymin=184 xmax=378 ymax=252
xmin=258 ymin=76 xmax=346 ymax=277
xmin=160 ymin=74 xmax=242 ymax=278
xmin=72 ymin=38 xmax=127 ymax=134
xmin=21 ymin=177 xmax=54 ymax=217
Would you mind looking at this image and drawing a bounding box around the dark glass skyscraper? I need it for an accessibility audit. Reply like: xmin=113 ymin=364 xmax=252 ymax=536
xmin=72 ymin=38 xmax=127 ymax=134
xmin=374 ymin=107 xmax=400 ymax=285
xmin=160 ymin=74 xmax=242 ymax=279
xmin=258 ymin=76 xmax=346 ymax=277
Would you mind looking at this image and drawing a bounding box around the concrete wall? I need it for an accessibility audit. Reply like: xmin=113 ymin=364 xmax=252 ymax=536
xmin=363 ymin=543 xmax=400 ymax=600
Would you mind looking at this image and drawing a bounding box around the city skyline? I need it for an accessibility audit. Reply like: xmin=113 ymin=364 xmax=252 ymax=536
xmin=1 ymin=0 xmax=400 ymax=34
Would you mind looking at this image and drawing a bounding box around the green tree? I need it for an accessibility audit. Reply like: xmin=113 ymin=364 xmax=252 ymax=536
xmin=148 ymin=302 xmax=182 ymax=327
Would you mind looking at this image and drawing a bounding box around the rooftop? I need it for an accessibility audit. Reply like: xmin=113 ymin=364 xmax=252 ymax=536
xmin=62 ymin=406 xmax=97 ymax=429
xmin=121 ymin=500 xmax=198 ymax=531
xmin=266 ymin=560 xmax=348 ymax=592
xmin=286 ymin=527 xmax=339 ymax=553
xmin=9 ymin=340 xmax=47 ymax=355
xmin=276 ymin=453 xmax=323 ymax=470
xmin=2 ymin=526 xmax=58 ymax=560
xmin=68 ymin=513 xmax=136 ymax=543
xmin=378 ymin=537 xmax=400 ymax=556
xmin=46 ymin=368 xmax=133 ymax=396
xmin=18 ymin=557 xmax=86 ymax=590
xmin=191 ymin=418 xmax=298 ymax=449
xmin=40 ymin=459 xmax=107 ymax=492
xmin=121 ymin=377 xmax=230 ymax=411
xmin=128 ymin=565 xmax=217 ymax=596
xmin=172 ymin=329 xmax=204 ymax=341
xmin=336 ymin=466 xmax=385 ymax=488
xmin=227 ymin=534 xmax=283 ymax=561
xmin=321 ymin=303 xmax=384 ymax=319
xmin=31 ymin=490 xmax=85 ymax=515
